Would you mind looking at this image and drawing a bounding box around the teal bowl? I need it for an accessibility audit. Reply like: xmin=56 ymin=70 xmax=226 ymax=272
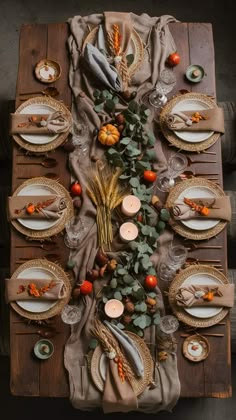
xmin=34 ymin=339 xmax=54 ymax=360
xmin=185 ymin=64 xmax=205 ymax=83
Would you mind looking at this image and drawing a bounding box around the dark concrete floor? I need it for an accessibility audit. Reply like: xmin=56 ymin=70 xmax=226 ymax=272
xmin=0 ymin=0 xmax=235 ymax=418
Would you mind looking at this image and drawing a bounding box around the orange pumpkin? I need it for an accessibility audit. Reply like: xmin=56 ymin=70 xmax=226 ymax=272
xmin=98 ymin=124 xmax=120 ymax=146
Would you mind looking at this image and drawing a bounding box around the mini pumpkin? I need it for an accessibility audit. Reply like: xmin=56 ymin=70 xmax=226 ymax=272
xmin=98 ymin=124 xmax=120 ymax=146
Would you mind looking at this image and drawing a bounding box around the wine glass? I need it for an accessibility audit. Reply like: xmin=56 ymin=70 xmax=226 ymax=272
xmin=156 ymin=153 xmax=188 ymax=192
xmin=158 ymin=243 xmax=187 ymax=283
xmin=149 ymin=68 xmax=176 ymax=109
xmin=61 ymin=304 xmax=82 ymax=325
xmin=71 ymin=119 xmax=89 ymax=155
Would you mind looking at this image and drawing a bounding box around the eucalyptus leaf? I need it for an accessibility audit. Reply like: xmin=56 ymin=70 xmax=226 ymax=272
xmin=129 ymin=241 xmax=139 ymax=251
xmin=94 ymin=103 xmax=104 ymax=113
xmin=93 ymin=89 xmax=101 ymax=98
xmin=134 ymin=261 xmax=140 ymax=274
xmin=153 ymin=313 xmax=161 ymax=325
xmin=145 ymin=314 xmax=152 ymax=327
xmin=128 ymin=100 xmax=139 ymax=114
xmin=105 ymin=99 xmax=115 ymax=113
xmin=110 ymin=278 xmax=117 ymax=289
xmin=102 ymin=296 xmax=109 ymax=303
xmin=129 ymin=177 xmax=140 ymax=187
xmin=117 ymin=268 xmax=128 ymax=276
xmin=133 ymin=314 xmax=147 ymax=329
xmin=160 ymin=208 xmax=170 ymax=222
xmin=114 ymin=291 xmax=122 ymax=301
xmin=135 ymin=302 xmax=147 ymax=312
xmin=123 ymin=274 xmax=134 ymax=284
xmin=120 ymin=137 xmax=131 ymax=145
xmin=116 ymin=323 xmax=125 ymax=329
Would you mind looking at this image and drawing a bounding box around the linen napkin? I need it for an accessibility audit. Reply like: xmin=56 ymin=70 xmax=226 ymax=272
xmin=5 ymin=277 xmax=67 ymax=303
xmin=8 ymin=195 xmax=67 ymax=220
xmin=171 ymin=196 xmax=231 ymax=222
xmin=175 ymin=283 xmax=234 ymax=308
xmin=103 ymin=358 xmax=138 ymax=413
xmin=165 ymin=107 xmax=225 ymax=133
xmin=10 ymin=111 xmax=71 ymax=135
xmin=83 ymin=43 xmax=122 ymax=91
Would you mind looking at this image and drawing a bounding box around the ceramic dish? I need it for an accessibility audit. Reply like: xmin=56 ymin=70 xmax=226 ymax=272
xmin=12 ymin=96 xmax=72 ymax=153
xmin=182 ymin=334 xmax=210 ymax=362
xmin=34 ymin=339 xmax=54 ymax=359
xmin=90 ymin=331 xmax=153 ymax=396
xmin=35 ymin=59 xmax=61 ymax=83
xmin=82 ymin=25 xmax=144 ymax=77
xmin=10 ymin=259 xmax=71 ymax=320
xmin=171 ymin=98 xmax=213 ymax=143
xmin=178 ymin=185 xmax=219 ymax=231
xmin=166 ymin=178 xmax=227 ymax=241
xmin=11 ymin=177 xmax=74 ymax=240
xmin=168 ymin=265 xmax=229 ymax=328
xmin=185 ymin=64 xmax=205 ymax=83
xmin=159 ymin=93 xmax=220 ymax=152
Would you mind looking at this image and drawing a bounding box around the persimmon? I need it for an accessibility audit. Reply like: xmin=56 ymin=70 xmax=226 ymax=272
xmin=80 ymin=280 xmax=93 ymax=295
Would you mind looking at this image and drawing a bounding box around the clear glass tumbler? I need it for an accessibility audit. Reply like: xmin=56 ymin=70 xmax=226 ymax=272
xmin=61 ymin=304 xmax=82 ymax=325
xmin=158 ymin=243 xmax=188 ymax=283
xmin=159 ymin=315 xmax=179 ymax=334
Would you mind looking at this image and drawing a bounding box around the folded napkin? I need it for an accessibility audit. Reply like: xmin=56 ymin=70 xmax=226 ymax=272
xmin=171 ymin=196 xmax=231 ymax=222
xmin=5 ymin=277 xmax=67 ymax=303
xmin=10 ymin=111 xmax=71 ymax=135
xmin=8 ymin=195 xmax=67 ymax=220
xmin=176 ymin=283 xmax=234 ymax=308
xmin=83 ymin=43 xmax=122 ymax=91
xmin=165 ymin=107 xmax=225 ymax=133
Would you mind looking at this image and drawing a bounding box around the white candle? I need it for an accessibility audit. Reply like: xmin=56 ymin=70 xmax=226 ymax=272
xmin=104 ymin=299 xmax=124 ymax=318
xmin=121 ymin=195 xmax=141 ymax=217
xmin=119 ymin=222 xmax=138 ymax=242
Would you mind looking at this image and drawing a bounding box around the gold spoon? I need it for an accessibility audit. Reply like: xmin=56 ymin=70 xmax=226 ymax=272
xmin=19 ymin=87 xmax=59 ymax=98
xmin=17 ymin=157 xmax=58 ymax=168
xmin=16 ymin=329 xmax=59 ymax=338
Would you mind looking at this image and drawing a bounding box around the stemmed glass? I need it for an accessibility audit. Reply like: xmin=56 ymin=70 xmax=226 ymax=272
xmin=149 ymin=68 xmax=176 ymax=109
xmin=158 ymin=243 xmax=188 ymax=283
xmin=156 ymin=153 xmax=188 ymax=192
xmin=71 ymin=118 xmax=89 ymax=156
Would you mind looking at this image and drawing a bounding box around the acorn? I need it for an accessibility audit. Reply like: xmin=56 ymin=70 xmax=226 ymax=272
xmin=117 ymin=124 xmax=124 ymax=132
xmin=145 ymin=297 xmax=156 ymax=306
xmin=95 ymin=249 xmax=109 ymax=267
xmin=107 ymin=259 xmax=118 ymax=272
xmin=73 ymin=197 xmax=82 ymax=209
xmin=86 ymin=269 xmax=99 ymax=281
xmin=124 ymin=301 xmax=135 ymax=314
xmin=72 ymin=287 xmax=81 ymax=299
xmin=115 ymin=113 xmax=125 ymax=125
xmin=122 ymin=90 xmax=132 ymax=100
xmin=63 ymin=140 xmax=75 ymax=153
xmin=158 ymin=351 xmax=168 ymax=361
xmin=99 ymin=264 xmax=107 ymax=277
xmin=122 ymin=314 xmax=132 ymax=324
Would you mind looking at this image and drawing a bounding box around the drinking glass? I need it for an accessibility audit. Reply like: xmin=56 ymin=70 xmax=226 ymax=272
xmin=61 ymin=304 xmax=82 ymax=325
xmin=159 ymin=315 xmax=179 ymax=334
xmin=149 ymin=68 xmax=176 ymax=109
xmin=64 ymin=217 xmax=87 ymax=249
xmin=72 ymin=119 xmax=89 ymax=155
xmin=158 ymin=243 xmax=188 ymax=283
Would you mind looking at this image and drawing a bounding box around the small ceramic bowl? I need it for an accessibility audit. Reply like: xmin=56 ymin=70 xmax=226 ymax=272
xmin=34 ymin=339 xmax=54 ymax=360
xmin=185 ymin=64 xmax=205 ymax=83
xmin=35 ymin=59 xmax=61 ymax=83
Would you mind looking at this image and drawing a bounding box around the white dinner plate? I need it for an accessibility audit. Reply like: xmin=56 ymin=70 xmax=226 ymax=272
xmin=182 ymin=272 xmax=223 ymax=318
xmin=20 ymin=103 xmax=57 ymax=145
xmin=178 ymin=186 xmax=220 ymax=231
xmin=17 ymin=184 xmax=61 ymax=231
xmin=172 ymin=98 xmax=214 ymax=143
xmin=16 ymin=266 xmax=57 ymax=313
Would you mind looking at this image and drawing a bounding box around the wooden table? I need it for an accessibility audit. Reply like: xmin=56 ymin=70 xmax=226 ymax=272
xmin=10 ymin=21 xmax=232 ymax=399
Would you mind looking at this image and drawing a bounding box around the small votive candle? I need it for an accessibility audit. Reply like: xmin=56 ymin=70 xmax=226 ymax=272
xmin=119 ymin=222 xmax=138 ymax=242
xmin=104 ymin=299 xmax=124 ymax=318
xmin=121 ymin=195 xmax=141 ymax=217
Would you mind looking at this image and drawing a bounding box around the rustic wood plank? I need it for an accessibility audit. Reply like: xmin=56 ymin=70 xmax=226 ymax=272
xmin=169 ymin=22 xmax=190 ymax=96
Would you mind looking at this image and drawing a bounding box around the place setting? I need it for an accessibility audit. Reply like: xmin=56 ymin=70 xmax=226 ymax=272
xmin=165 ymin=177 xmax=231 ymax=240
xmin=10 ymin=96 xmax=72 ymax=153
xmin=159 ymin=92 xmax=224 ymax=152
xmin=8 ymin=176 xmax=74 ymax=240
xmin=5 ymin=258 xmax=72 ymax=320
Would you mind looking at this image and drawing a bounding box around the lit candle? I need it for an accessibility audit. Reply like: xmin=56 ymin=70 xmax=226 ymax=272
xmin=119 ymin=222 xmax=138 ymax=242
xmin=104 ymin=299 xmax=124 ymax=318
xmin=121 ymin=195 xmax=141 ymax=217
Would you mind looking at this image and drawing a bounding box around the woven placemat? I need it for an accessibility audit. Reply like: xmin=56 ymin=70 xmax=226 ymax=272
xmin=160 ymin=93 xmax=220 ymax=152
xmin=82 ymin=26 xmax=144 ymax=77
xmin=11 ymin=177 xmax=74 ymax=240
xmin=168 ymin=264 xmax=228 ymax=328
xmin=10 ymin=259 xmax=72 ymax=320
xmin=90 ymin=331 xmax=153 ymax=396
xmin=166 ymin=178 xmax=227 ymax=240
xmin=12 ymin=96 xmax=72 ymax=153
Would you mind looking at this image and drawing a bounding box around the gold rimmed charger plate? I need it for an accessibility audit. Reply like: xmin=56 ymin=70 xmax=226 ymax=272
xmin=90 ymin=331 xmax=153 ymax=396
xmin=166 ymin=178 xmax=227 ymax=240
xmin=82 ymin=26 xmax=144 ymax=77
xmin=168 ymin=265 xmax=228 ymax=328
xmin=12 ymin=96 xmax=72 ymax=153
xmin=11 ymin=177 xmax=74 ymax=240
xmin=159 ymin=93 xmax=220 ymax=152
xmin=10 ymin=259 xmax=72 ymax=320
